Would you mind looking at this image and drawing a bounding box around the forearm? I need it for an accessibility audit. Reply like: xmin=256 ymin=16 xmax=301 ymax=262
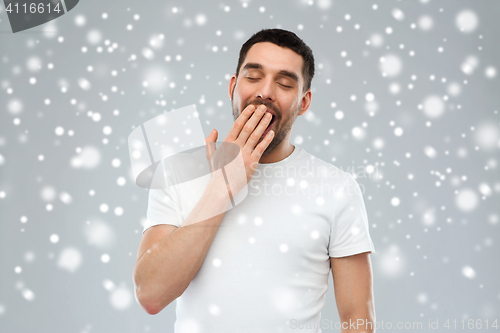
xmin=339 ymin=311 xmax=376 ymax=333
xmin=134 ymin=175 xmax=231 ymax=314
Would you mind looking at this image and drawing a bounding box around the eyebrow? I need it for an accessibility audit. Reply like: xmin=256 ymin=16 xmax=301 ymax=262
xmin=242 ymin=62 xmax=299 ymax=84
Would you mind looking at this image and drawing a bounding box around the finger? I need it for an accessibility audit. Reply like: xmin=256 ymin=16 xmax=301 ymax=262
xmin=226 ymin=104 xmax=256 ymax=142
xmin=251 ymin=129 xmax=274 ymax=160
xmin=244 ymin=111 xmax=273 ymax=151
xmin=236 ymin=104 xmax=268 ymax=145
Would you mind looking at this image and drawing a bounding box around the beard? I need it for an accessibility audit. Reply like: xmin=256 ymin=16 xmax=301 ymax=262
xmin=231 ymin=90 xmax=299 ymax=156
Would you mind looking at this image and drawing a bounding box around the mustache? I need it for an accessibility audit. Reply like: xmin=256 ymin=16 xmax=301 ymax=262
xmin=244 ymin=99 xmax=280 ymax=121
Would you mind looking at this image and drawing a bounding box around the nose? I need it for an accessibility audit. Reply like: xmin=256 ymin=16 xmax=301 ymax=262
xmin=255 ymin=77 xmax=275 ymax=102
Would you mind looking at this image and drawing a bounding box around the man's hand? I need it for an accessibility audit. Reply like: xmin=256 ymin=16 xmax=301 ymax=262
xmin=205 ymin=104 xmax=274 ymax=197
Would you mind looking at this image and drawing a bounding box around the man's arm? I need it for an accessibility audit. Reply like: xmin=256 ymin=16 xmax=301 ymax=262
xmin=133 ymin=103 xmax=274 ymax=315
xmin=133 ymin=177 xmax=231 ymax=315
xmin=331 ymin=252 xmax=375 ymax=333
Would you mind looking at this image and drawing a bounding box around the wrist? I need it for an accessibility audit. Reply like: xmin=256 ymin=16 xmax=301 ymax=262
xmin=206 ymin=171 xmax=233 ymax=203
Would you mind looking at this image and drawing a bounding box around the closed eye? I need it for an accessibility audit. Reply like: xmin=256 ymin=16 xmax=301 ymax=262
xmin=247 ymin=77 xmax=292 ymax=89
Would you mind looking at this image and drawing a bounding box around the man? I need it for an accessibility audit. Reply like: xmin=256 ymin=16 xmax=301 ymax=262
xmin=133 ymin=29 xmax=376 ymax=333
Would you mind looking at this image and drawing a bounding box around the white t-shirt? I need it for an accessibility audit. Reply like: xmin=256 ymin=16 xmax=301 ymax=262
xmin=143 ymin=146 xmax=375 ymax=333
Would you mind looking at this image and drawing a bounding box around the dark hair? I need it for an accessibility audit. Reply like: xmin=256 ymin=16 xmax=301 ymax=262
xmin=235 ymin=28 xmax=315 ymax=93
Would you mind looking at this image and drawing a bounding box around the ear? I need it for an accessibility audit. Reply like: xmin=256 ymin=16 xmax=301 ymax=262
xmin=228 ymin=74 xmax=237 ymax=100
xmin=298 ymin=89 xmax=312 ymax=116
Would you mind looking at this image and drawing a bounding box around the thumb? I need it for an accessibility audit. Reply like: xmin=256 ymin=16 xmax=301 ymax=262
xmin=205 ymin=129 xmax=218 ymax=171
xmin=209 ymin=129 xmax=218 ymax=142
xmin=206 ymin=129 xmax=218 ymax=145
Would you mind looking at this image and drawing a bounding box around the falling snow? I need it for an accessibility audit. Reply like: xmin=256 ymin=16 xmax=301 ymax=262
xmin=1 ymin=1 xmax=499 ymax=332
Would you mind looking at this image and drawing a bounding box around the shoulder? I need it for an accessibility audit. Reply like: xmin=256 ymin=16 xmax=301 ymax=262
xmin=297 ymin=148 xmax=352 ymax=185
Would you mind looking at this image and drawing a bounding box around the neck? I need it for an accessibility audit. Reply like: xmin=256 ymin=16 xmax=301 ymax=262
xmin=258 ymin=140 xmax=295 ymax=164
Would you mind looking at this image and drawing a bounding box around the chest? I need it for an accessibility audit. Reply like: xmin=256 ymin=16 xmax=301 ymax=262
xmin=206 ymin=186 xmax=333 ymax=276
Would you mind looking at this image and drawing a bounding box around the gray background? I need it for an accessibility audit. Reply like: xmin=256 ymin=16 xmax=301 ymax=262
xmin=1 ymin=0 xmax=499 ymax=332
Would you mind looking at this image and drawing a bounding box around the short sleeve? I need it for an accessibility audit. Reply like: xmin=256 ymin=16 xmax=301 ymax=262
xmin=328 ymin=173 xmax=375 ymax=257
xmin=143 ymin=187 xmax=182 ymax=234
